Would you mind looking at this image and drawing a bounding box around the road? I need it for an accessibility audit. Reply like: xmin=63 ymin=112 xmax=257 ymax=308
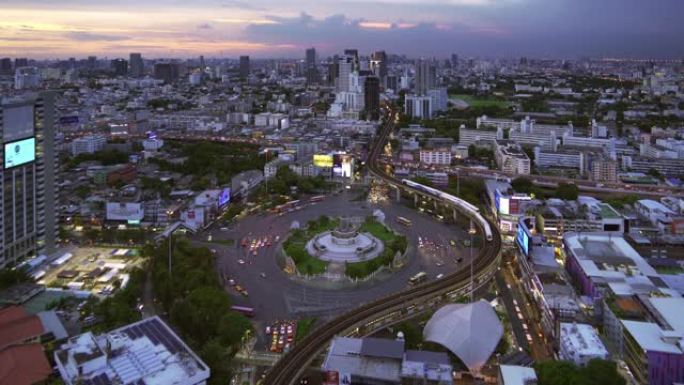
xmin=195 ymin=188 xmax=476 ymax=349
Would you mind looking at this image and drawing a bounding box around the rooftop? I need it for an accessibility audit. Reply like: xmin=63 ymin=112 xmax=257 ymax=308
xmin=54 ymin=316 xmax=209 ymax=385
xmin=499 ymin=365 xmax=538 ymax=385
xmin=559 ymin=323 xmax=608 ymax=358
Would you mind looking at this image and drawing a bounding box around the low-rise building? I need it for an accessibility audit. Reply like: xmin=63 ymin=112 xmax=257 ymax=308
xmin=54 ymin=317 xmax=209 ymax=385
xmin=419 ymin=149 xmax=452 ymax=165
xmin=559 ymin=323 xmax=608 ymax=366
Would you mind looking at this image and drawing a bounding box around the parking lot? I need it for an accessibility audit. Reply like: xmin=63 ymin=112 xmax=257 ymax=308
xmin=35 ymin=246 xmax=143 ymax=297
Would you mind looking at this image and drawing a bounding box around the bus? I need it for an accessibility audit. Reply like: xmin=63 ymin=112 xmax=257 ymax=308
xmin=396 ymin=216 xmax=412 ymax=227
xmin=409 ymin=272 xmax=427 ymax=285
xmin=230 ymin=305 xmax=255 ymax=317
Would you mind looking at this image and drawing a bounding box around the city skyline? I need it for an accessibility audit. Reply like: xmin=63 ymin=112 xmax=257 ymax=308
xmin=1 ymin=0 xmax=683 ymax=59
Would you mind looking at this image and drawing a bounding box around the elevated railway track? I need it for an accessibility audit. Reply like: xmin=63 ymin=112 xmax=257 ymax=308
xmin=263 ymin=112 xmax=503 ymax=384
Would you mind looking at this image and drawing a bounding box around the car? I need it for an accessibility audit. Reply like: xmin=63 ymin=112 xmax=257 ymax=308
xmin=235 ymin=285 xmax=243 ymax=292
xmin=287 ymin=325 xmax=294 ymax=334
xmin=228 ymin=279 xmax=236 ymax=286
xmin=260 ymin=272 xmax=267 ymax=278
xmin=266 ymin=326 xmax=271 ymax=334
xmin=220 ymin=227 xmax=229 ymax=231
xmin=238 ymin=259 xmax=245 ymax=265
xmin=280 ymin=325 xmax=286 ymax=334
xmin=436 ymin=273 xmax=444 ymax=279
xmin=253 ymin=251 xmax=258 ymax=256
xmin=241 ymin=290 xmax=249 ymax=297
xmin=275 ymin=235 xmax=280 ymax=242
xmin=436 ymin=261 xmax=444 ymax=267
xmin=211 ymin=249 xmax=217 ymax=254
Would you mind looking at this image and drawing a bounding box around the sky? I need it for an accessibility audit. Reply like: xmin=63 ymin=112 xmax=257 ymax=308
xmin=1 ymin=0 xmax=683 ymax=59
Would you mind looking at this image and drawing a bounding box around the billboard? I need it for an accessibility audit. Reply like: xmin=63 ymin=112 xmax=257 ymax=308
xmin=218 ymin=188 xmax=231 ymax=208
xmin=59 ymin=116 xmax=79 ymax=125
xmin=4 ymin=137 xmax=35 ymax=169
xmin=495 ymin=190 xmax=510 ymax=215
xmin=313 ymin=154 xmax=333 ymax=168
xmin=516 ymin=219 xmax=531 ymax=257
xmin=106 ymin=202 xmax=144 ymax=221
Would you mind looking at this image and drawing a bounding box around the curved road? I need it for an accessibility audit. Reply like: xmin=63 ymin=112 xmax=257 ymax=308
xmin=262 ymin=112 xmax=503 ymax=384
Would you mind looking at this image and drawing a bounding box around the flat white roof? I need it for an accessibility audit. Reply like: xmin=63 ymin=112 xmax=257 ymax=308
xmin=638 ymin=199 xmax=675 ymax=214
xmin=559 ymin=323 xmax=608 ymax=357
xmin=649 ymin=297 xmax=684 ymax=332
xmin=622 ymin=319 xmax=682 ymax=354
xmin=499 ymin=365 xmax=537 ymax=385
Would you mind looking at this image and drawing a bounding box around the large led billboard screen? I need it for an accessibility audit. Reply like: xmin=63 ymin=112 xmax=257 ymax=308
xmin=313 ymin=154 xmax=333 ymax=168
xmin=4 ymin=137 xmax=35 ymax=169
xmin=516 ymin=220 xmax=531 ymax=257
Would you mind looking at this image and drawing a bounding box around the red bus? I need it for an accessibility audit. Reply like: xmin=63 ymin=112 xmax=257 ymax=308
xmin=230 ymin=305 xmax=255 ymax=317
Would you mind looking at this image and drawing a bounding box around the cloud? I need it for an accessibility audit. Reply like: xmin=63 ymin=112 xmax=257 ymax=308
xmin=243 ymin=12 xmax=512 ymax=56
xmin=64 ymin=31 xmax=129 ymax=41
xmin=197 ymin=23 xmax=213 ymax=29
xmin=220 ymin=0 xmax=265 ymax=11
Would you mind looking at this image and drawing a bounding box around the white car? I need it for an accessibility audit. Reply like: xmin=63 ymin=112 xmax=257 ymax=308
xmin=238 ymin=259 xmax=245 ymax=265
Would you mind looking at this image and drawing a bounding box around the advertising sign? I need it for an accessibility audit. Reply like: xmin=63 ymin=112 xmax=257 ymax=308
xmin=313 ymin=154 xmax=333 ymax=168
xmin=4 ymin=137 xmax=36 ymax=169
xmin=516 ymin=219 xmax=531 ymax=257
xmin=59 ymin=116 xmax=79 ymax=125
xmin=218 ymin=188 xmax=231 ymax=208
xmin=106 ymin=202 xmax=144 ymax=221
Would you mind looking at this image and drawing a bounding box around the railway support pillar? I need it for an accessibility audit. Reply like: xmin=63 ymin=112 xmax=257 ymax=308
xmin=396 ymin=187 xmax=401 ymax=203
xmin=414 ymin=193 xmax=418 ymax=206
xmin=433 ymin=200 xmax=438 ymax=210
xmin=453 ymin=208 xmax=458 ymax=222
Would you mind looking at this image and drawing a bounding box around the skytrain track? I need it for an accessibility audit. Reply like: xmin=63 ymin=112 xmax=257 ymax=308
xmin=263 ymin=112 xmax=502 ymax=385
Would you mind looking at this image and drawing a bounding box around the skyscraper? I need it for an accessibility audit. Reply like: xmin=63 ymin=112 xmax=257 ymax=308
xmin=305 ymin=48 xmax=318 ymax=86
xmin=344 ymin=49 xmax=359 ymax=72
xmin=14 ymin=58 xmax=28 ymax=68
xmin=415 ymin=59 xmax=437 ymax=95
xmin=0 ymin=58 xmax=12 ymax=75
xmin=370 ymin=51 xmax=387 ymax=79
xmin=129 ymin=53 xmax=143 ymax=77
xmin=87 ymin=56 xmax=97 ymax=70
xmin=364 ymin=76 xmax=380 ymax=121
xmin=336 ymin=56 xmax=353 ymax=92
xmin=111 ymin=58 xmax=128 ymax=76
xmin=154 ymin=62 xmax=180 ymax=83
xmin=239 ymin=56 xmax=250 ymax=78
xmin=0 ymin=92 xmax=57 ymax=268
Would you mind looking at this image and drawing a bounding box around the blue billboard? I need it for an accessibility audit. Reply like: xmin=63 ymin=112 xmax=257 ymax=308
xmin=516 ymin=220 xmax=530 ymax=257
xmin=218 ymin=188 xmax=231 ymax=207
xmin=4 ymin=137 xmax=35 ymax=169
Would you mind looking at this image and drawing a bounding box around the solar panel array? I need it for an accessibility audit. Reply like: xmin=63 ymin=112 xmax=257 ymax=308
xmin=122 ymin=317 xmax=185 ymax=355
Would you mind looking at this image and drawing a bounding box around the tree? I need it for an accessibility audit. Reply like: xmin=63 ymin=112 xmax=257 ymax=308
xmin=217 ymin=312 xmax=252 ymax=347
xmin=535 ymin=359 xmax=625 ymax=385
xmin=555 ymin=182 xmax=579 ymax=201
xmin=412 ymin=176 xmax=433 ymax=187
xmin=511 ymin=177 xmax=534 ymax=194
xmin=0 ymin=268 xmax=31 ymax=290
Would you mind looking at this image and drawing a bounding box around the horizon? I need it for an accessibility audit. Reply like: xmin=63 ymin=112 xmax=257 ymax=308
xmin=1 ymin=0 xmax=683 ymax=59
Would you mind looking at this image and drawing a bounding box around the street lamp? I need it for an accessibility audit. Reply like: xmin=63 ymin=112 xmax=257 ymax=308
xmin=468 ymin=222 xmax=477 ymax=303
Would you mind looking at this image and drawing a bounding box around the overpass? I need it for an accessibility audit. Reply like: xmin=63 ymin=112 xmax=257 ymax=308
xmin=262 ymin=112 xmax=503 ymax=385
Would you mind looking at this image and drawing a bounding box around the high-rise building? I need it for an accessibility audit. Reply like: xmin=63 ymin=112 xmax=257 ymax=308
xmin=451 ymin=54 xmax=459 ymax=68
xmin=86 ymin=56 xmax=97 ymax=70
xmin=111 ymin=59 xmax=128 ymax=76
xmin=344 ymin=49 xmax=359 ymax=72
xmin=0 ymin=58 xmax=11 ymax=75
xmin=327 ymin=60 xmax=339 ymax=87
xmin=364 ymin=76 xmax=380 ymax=121
xmin=370 ymin=51 xmax=387 ymax=79
xmin=239 ymin=55 xmax=250 ymax=78
xmin=0 ymin=93 xmax=58 ymax=268
xmin=305 ymin=48 xmax=318 ymax=86
xmin=153 ymin=62 xmax=179 ymax=83
xmin=14 ymin=58 xmax=28 ymax=68
xmin=14 ymin=67 xmax=40 ymax=90
xmin=335 ymin=57 xmax=353 ymax=92
xmin=591 ymin=158 xmax=618 ymax=183
xmin=129 ymin=53 xmax=143 ymax=77
xmin=415 ymin=59 xmax=436 ymax=95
